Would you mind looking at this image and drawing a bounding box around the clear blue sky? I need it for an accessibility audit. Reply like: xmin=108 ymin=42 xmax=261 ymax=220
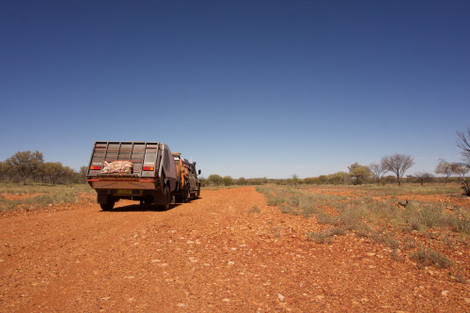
xmin=1 ymin=0 xmax=469 ymax=178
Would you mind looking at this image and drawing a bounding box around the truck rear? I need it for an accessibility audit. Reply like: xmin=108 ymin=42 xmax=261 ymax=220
xmin=86 ymin=141 xmax=177 ymax=211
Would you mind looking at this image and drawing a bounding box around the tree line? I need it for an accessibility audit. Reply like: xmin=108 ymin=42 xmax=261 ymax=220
xmin=204 ymin=128 xmax=470 ymax=195
xmin=2 ymin=128 xmax=469 ymax=193
xmin=0 ymin=151 xmax=86 ymax=185
xmin=202 ymin=155 xmax=466 ymax=187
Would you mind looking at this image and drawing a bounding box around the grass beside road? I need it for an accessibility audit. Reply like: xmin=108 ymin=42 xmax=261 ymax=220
xmin=256 ymin=184 xmax=469 ymax=271
xmin=0 ymin=183 xmax=94 ymax=211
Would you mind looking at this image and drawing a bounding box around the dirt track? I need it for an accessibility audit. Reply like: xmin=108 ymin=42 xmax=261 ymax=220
xmin=1 ymin=187 xmax=469 ymax=312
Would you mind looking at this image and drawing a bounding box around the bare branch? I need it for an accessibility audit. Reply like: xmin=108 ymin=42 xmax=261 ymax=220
xmin=456 ymin=127 xmax=470 ymax=164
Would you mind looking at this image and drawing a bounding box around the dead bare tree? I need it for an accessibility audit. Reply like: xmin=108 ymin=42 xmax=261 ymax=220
xmin=435 ymin=159 xmax=453 ymax=185
xmin=413 ymin=172 xmax=434 ymax=186
xmin=369 ymin=162 xmax=387 ymax=184
xmin=381 ymin=154 xmax=415 ymax=186
xmin=457 ymin=128 xmax=470 ymax=165
xmin=456 ymin=128 xmax=470 ymax=196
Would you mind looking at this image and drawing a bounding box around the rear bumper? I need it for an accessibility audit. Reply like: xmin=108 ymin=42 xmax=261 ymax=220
xmin=87 ymin=179 xmax=157 ymax=190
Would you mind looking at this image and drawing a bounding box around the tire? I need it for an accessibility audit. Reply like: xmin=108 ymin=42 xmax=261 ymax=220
xmin=183 ymin=185 xmax=190 ymax=203
xmin=160 ymin=185 xmax=171 ymax=210
xmin=100 ymin=201 xmax=115 ymax=211
xmin=175 ymin=186 xmax=188 ymax=203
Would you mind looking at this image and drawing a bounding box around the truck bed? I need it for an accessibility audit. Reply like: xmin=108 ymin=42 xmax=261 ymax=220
xmin=87 ymin=141 xmax=161 ymax=179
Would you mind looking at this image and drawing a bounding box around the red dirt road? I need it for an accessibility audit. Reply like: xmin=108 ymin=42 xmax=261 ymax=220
xmin=1 ymin=187 xmax=469 ymax=312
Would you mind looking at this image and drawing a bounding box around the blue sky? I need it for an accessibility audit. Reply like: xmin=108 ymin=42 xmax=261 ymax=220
xmin=1 ymin=0 xmax=469 ymax=178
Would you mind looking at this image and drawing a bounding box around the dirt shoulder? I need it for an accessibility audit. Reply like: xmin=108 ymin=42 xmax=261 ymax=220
xmin=1 ymin=187 xmax=469 ymax=312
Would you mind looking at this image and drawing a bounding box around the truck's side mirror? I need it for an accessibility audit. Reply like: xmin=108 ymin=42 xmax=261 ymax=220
xmin=198 ymin=170 xmax=201 ymax=175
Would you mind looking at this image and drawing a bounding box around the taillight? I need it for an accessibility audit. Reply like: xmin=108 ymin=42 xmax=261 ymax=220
xmin=143 ymin=166 xmax=154 ymax=171
xmin=90 ymin=165 xmax=101 ymax=170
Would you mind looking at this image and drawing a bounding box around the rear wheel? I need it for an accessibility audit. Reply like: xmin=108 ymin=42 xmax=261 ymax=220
xmin=100 ymin=200 xmax=115 ymax=211
xmin=175 ymin=186 xmax=189 ymax=203
xmin=160 ymin=185 xmax=171 ymax=210
xmin=183 ymin=185 xmax=190 ymax=203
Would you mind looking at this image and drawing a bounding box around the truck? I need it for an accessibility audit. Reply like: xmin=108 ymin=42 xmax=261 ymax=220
xmin=172 ymin=152 xmax=201 ymax=202
xmin=86 ymin=141 xmax=179 ymax=211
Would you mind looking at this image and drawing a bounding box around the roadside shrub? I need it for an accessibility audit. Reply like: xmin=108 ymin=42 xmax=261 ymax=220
xmin=306 ymin=227 xmax=347 ymax=244
xmin=440 ymin=233 xmax=458 ymax=247
xmin=338 ymin=209 xmax=361 ymax=229
xmin=316 ymin=212 xmax=338 ymax=225
xmin=353 ymin=224 xmax=373 ymax=238
xmin=0 ymin=183 xmax=93 ymax=211
xmin=280 ymin=206 xmax=297 ymax=214
xmin=369 ymin=230 xmax=400 ymax=249
xmin=410 ymin=248 xmax=454 ymax=269
xmin=403 ymin=237 xmax=418 ymax=250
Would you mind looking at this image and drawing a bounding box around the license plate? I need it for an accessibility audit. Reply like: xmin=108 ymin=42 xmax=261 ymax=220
xmin=116 ymin=189 xmax=133 ymax=195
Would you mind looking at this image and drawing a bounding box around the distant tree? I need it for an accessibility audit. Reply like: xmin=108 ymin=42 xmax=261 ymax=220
xmin=384 ymin=175 xmax=397 ymax=184
xmin=36 ymin=162 xmax=76 ymax=184
xmin=435 ymin=159 xmax=453 ymax=185
xmin=207 ymin=174 xmax=223 ymax=186
xmin=223 ymin=176 xmax=234 ymax=186
xmin=302 ymin=177 xmax=317 ymax=184
xmin=413 ymin=172 xmax=434 ymax=186
xmin=451 ymin=162 xmax=470 ymax=196
xmin=5 ymin=151 xmax=44 ymax=185
xmin=452 ymin=129 xmax=470 ymax=195
xmin=329 ymin=171 xmax=350 ymax=185
xmin=78 ymin=166 xmax=88 ymax=183
xmin=0 ymin=161 xmax=6 ymax=182
xmin=369 ymin=162 xmax=387 ymax=184
xmin=80 ymin=166 xmax=88 ymax=177
xmin=318 ymin=175 xmax=329 ymax=184
xmin=348 ymin=163 xmax=372 ymax=184
xmin=40 ymin=162 xmax=60 ymax=184
xmin=381 ymin=154 xmax=414 ymax=186
xmin=457 ymin=127 xmax=470 ymax=165
xmin=291 ymin=174 xmax=299 ymax=185
xmin=199 ymin=177 xmax=208 ymax=187
xmin=263 ymin=177 xmax=268 ymax=185
xmin=248 ymin=178 xmax=263 ymax=185
xmin=435 ymin=160 xmax=469 ymax=185
xmin=237 ymin=177 xmax=247 ymax=186
xmin=451 ymin=162 xmax=469 ymax=177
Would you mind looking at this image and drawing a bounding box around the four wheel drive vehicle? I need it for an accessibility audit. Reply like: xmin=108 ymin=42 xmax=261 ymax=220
xmin=172 ymin=152 xmax=201 ymax=202
xmin=86 ymin=141 xmax=180 ymax=211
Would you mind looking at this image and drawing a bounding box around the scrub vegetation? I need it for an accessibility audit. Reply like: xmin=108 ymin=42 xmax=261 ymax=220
xmin=256 ymin=184 xmax=469 ymax=270
xmin=0 ymin=183 xmax=94 ymax=212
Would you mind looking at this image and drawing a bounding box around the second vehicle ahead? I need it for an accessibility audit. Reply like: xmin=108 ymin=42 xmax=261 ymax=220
xmin=172 ymin=152 xmax=201 ymax=203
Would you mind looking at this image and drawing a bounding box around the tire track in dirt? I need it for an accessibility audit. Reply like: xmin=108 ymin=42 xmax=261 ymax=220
xmin=1 ymin=187 xmax=469 ymax=312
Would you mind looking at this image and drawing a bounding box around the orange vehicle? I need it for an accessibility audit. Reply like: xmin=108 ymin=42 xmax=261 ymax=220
xmin=172 ymin=152 xmax=201 ymax=202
